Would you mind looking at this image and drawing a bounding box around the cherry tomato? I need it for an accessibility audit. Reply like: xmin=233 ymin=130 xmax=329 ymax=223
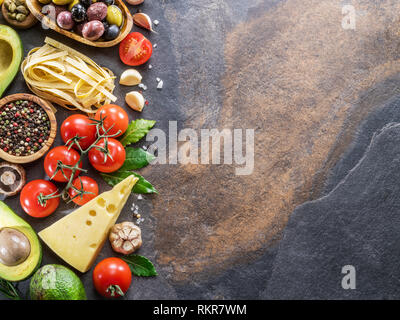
xmin=93 ymin=257 xmax=132 ymax=298
xmin=20 ymin=180 xmax=60 ymax=218
xmin=94 ymin=104 xmax=129 ymax=137
xmin=60 ymin=114 xmax=97 ymax=150
xmin=88 ymin=138 xmax=126 ymax=173
xmin=68 ymin=176 xmax=99 ymax=206
xmin=44 ymin=146 xmax=82 ymax=182
xmin=119 ymin=32 xmax=153 ymax=66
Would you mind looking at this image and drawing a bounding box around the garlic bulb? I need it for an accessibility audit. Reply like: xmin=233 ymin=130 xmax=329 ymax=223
xmin=109 ymin=222 xmax=142 ymax=255
xmin=126 ymin=91 xmax=145 ymax=112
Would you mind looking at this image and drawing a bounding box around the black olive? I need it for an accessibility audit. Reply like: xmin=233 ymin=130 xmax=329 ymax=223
xmin=103 ymin=24 xmax=120 ymax=41
xmin=101 ymin=0 xmax=114 ymax=6
xmin=80 ymin=0 xmax=92 ymax=8
xmin=71 ymin=4 xmax=86 ymax=23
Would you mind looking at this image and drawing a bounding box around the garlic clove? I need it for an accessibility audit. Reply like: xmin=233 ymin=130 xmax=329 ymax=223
xmin=132 ymin=12 xmax=155 ymax=32
xmin=126 ymin=0 xmax=144 ymax=5
xmin=125 ymin=91 xmax=145 ymax=112
xmin=119 ymin=69 xmax=142 ymax=86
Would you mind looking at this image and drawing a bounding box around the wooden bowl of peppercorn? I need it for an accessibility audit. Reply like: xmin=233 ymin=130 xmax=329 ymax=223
xmin=0 ymin=93 xmax=57 ymax=164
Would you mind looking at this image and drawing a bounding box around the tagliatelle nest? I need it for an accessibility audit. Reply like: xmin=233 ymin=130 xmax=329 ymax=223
xmin=21 ymin=37 xmax=117 ymax=114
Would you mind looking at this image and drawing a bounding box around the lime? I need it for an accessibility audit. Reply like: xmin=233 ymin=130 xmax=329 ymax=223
xmin=30 ymin=265 xmax=86 ymax=300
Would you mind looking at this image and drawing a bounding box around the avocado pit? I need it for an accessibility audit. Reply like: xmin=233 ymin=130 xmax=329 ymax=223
xmin=0 ymin=227 xmax=31 ymax=266
xmin=0 ymin=162 xmax=26 ymax=196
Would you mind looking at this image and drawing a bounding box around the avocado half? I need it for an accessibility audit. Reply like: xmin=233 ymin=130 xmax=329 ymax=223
xmin=0 ymin=201 xmax=42 ymax=281
xmin=0 ymin=25 xmax=23 ymax=98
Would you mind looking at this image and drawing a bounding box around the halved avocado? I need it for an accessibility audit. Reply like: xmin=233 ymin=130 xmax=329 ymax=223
xmin=0 ymin=25 xmax=23 ymax=98
xmin=0 ymin=201 xmax=42 ymax=281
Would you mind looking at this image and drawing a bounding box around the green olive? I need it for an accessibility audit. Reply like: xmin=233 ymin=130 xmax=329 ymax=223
xmin=16 ymin=5 xmax=27 ymax=14
xmin=52 ymin=0 xmax=73 ymax=6
xmin=106 ymin=5 xmax=123 ymax=27
xmin=68 ymin=0 xmax=79 ymax=10
xmin=15 ymin=13 xmax=26 ymax=21
xmin=8 ymin=2 xmax=16 ymax=12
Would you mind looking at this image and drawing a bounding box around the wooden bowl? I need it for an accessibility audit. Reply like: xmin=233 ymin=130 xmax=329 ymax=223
xmin=0 ymin=93 xmax=57 ymax=164
xmin=1 ymin=3 xmax=38 ymax=29
xmin=26 ymin=0 xmax=133 ymax=48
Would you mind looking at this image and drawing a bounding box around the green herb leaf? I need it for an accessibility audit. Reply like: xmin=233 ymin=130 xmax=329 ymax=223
xmin=121 ymin=255 xmax=158 ymax=277
xmin=119 ymin=119 xmax=156 ymax=147
xmin=119 ymin=147 xmax=155 ymax=171
xmin=101 ymin=171 xmax=158 ymax=194
xmin=0 ymin=278 xmax=21 ymax=300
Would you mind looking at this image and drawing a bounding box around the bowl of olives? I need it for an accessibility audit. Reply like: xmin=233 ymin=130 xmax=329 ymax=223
xmin=1 ymin=0 xmax=38 ymax=29
xmin=25 ymin=0 xmax=132 ymax=47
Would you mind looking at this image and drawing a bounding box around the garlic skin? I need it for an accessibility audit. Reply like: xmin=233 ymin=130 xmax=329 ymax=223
xmin=109 ymin=222 xmax=142 ymax=255
xmin=126 ymin=0 xmax=144 ymax=4
xmin=132 ymin=12 xmax=154 ymax=32
xmin=120 ymin=69 xmax=142 ymax=86
xmin=126 ymin=91 xmax=145 ymax=112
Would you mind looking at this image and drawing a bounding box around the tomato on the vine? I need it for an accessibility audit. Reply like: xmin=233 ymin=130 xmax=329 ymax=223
xmin=60 ymin=114 xmax=97 ymax=150
xmin=93 ymin=257 xmax=132 ymax=298
xmin=89 ymin=138 xmax=126 ymax=173
xmin=44 ymin=146 xmax=82 ymax=182
xmin=94 ymin=104 xmax=129 ymax=137
xmin=68 ymin=176 xmax=99 ymax=206
xmin=119 ymin=32 xmax=153 ymax=66
xmin=20 ymin=180 xmax=60 ymax=218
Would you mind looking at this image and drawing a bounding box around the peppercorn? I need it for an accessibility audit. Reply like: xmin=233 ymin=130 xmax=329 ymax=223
xmin=0 ymin=100 xmax=50 ymax=156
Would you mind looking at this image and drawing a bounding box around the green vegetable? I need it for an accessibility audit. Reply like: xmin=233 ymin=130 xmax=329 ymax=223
xmin=121 ymin=255 xmax=158 ymax=277
xmin=0 ymin=278 xmax=20 ymax=300
xmin=119 ymin=147 xmax=155 ymax=171
xmin=119 ymin=119 xmax=156 ymax=147
xmin=101 ymin=171 xmax=157 ymax=194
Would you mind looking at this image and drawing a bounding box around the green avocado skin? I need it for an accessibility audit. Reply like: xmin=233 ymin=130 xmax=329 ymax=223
xmin=0 ymin=24 xmax=23 ymax=98
xmin=30 ymin=265 xmax=87 ymax=300
xmin=0 ymin=201 xmax=42 ymax=281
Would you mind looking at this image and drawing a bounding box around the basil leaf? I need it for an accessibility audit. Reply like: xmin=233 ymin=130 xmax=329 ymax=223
xmin=101 ymin=171 xmax=158 ymax=194
xmin=119 ymin=119 xmax=156 ymax=146
xmin=121 ymin=255 xmax=158 ymax=277
xmin=119 ymin=147 xmax=155 ymax=171
xmin=0 ymin=279 xmax=20 ymax=300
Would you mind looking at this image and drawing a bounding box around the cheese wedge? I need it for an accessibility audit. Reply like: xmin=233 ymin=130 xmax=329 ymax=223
xmin=39 ymin=175 xmax=138 ymax=273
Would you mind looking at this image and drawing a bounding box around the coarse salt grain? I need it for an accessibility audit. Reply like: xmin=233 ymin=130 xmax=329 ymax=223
xmin=153 ymin=20 xmax=159 ymax=25
xmin=153 ymin=43 xmax=157 ymax=48
xmin=137 ymin=195 xmax=143 ymax=200
xmin=157 ymin=80 xmax=163 ymax=89
xmin=138 ymin=83 xmax=147 ymax=91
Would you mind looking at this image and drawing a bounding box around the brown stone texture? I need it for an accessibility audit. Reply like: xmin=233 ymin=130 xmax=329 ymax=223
xmin=150 ymin=0 xmax=400 ymax=282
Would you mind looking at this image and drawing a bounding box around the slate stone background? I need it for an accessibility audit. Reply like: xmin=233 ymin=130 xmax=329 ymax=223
xmin=2 ymin=0 xmax=400 ymax=300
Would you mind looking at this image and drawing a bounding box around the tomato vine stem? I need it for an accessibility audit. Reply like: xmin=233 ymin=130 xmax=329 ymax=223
xmin=38 ymin=115 xmax=121 ymax=205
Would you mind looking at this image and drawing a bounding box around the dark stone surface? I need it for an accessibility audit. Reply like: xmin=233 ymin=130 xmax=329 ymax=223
xmin=264 ymin=98 xmax=400 ymax=299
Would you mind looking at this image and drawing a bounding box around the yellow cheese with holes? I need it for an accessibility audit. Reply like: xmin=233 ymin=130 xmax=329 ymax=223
xmin=39 ymin=176 xmax=138 ymax=273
